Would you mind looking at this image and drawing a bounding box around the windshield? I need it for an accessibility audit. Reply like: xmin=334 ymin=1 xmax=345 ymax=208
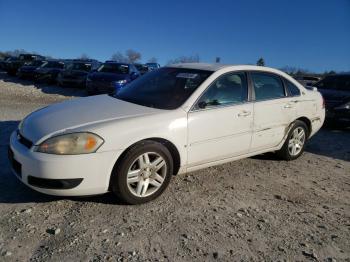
xmin=315 ymin=75 xmax=350 ymax=91
xmin=19 ymin=54 xmax=36 ymax=61
xmin=146 ymin=63 xmax=159 ymax=70
xmin=97 ymin=63 xmax=129 ymax=74
xmin=135 ymin=64 xmax=147 ymax=71
xmin=114 ymin=67 xmax=213 ymax=109
xmin=66 ymin=62 xmax=92 ymax=71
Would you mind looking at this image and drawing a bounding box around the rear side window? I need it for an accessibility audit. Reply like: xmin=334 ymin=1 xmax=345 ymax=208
xmin=285 ymin=80 xmax=301 ymax=96
xmin=251 ymin=72 xmax=286 ymax=101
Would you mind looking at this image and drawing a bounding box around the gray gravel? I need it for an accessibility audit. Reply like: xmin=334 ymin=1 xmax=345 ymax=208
xmin=0 ymin=72 xmax=349 ymax=261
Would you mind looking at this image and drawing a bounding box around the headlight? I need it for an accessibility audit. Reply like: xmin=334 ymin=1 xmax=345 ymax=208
xmin=334 ymin=102 xmax=350 ymax=110
xmin=35 ymin=132 xmax=104 ymax=155
xmin=113 ymin=79 xmax=127 ymax=85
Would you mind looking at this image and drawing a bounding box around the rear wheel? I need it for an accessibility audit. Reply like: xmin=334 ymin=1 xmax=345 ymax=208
xmin=276 ymin=120 xmax=308 ymax=160
xmin=110 ymin=140 xmax=173 ymax=204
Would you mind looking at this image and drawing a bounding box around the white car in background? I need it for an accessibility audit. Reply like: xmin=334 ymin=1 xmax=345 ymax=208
xmin=9 ymin=63 xmax=325 ymax=204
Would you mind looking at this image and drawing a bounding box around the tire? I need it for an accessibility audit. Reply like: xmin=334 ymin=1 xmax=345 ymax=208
xmin=110 ymin=140 xmax=173 ymax=204
xmin=276 ymin=120 xmax=308 ymax=161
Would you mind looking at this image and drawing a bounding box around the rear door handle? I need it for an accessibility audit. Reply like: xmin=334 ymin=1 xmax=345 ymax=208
xmin=284 ymin=104 xmax=293 ymax=109
xmin=238 ymin=111 xmax=251 ymax=117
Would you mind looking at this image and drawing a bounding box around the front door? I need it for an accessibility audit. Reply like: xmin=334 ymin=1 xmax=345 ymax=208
xmin=187 ymin=71 xmax=253 ymax=167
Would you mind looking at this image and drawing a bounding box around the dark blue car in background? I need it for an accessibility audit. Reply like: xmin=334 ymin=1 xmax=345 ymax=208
xmin=86 ymin=62 xmax=140 ymax=95
xmin=17 ymin=60 xmax=46 ymax=79
xmin=34 ymin=60 xmax=65 ymax=83
xmin=57 ymin=59 xmax=100 ymax=88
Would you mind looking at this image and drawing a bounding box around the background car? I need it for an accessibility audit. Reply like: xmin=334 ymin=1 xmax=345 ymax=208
xmin=17 ymin=60 xmax=46 ymax=79
xmin=294 ymin=75 xmax=321 ymax=87
xmin=134 ymin=63 xmax=149 ymax=75
xmin=57 ymin=59 xmax=100 ymax=88
xmin=314 ymin=74 xmax=350 ymax=126
xmin=5 ymin=53 xmax=45 ymax=75
xmin=34 ymin=60 xmax=65 ymax=83
xmin=86 ymin=62 xmax=140 ymax=95
xmin=0 ymin=55 xmax=15 ymax=71
xmin=145 ymin=62 xmax=160 ymax=71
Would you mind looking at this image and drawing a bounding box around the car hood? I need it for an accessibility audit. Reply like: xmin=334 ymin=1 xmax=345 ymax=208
xmin=318 ymin=88 xmax=350 ymax=107
xmin=21 ymin=95 xmax=161 ymax=144
xmin=90 ymin=72 xmax=129 ymax=82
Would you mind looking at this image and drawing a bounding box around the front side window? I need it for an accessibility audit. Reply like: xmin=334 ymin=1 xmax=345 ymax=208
xmin=115 ymin=67 xmax=213 ymax=109
xmin=285 ymin=80 xmax=301 ymax=96
xmin=252 ymin=72 xmax=286 ymax=101
xmin=195 ymin=72 xmax=248 ymax=109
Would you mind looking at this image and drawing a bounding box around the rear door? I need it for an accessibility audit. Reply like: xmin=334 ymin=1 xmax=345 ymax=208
xmin=249 ymin=72 xmax=296 ymax=151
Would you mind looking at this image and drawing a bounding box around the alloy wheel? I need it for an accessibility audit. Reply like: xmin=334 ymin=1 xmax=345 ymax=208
xmin=126 ymin=152 xmax=167 ymax=197
xmin=288 ymin=127 xmax=306 ymax=156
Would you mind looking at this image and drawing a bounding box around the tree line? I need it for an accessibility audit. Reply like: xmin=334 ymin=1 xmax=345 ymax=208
xmin=0 ymin=50 xmax=345 ymax=76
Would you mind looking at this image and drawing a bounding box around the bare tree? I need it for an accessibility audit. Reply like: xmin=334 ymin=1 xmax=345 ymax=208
xmin=148 ymin=57 xmax=158 ymax=63
xmin=256 ymin=57 xmax=265 ymax=66
xmin=167 ymin=54 xmax=200 ymax=65
xmin=279 ymin=66 xmax=311 ymax=76
xmin=110 ymin=52 xmax=128 ymax=63
xmin=3 ymin=49 xmax=28 ymax=57
xmin=78 ymin=53 xmax=90 ymax=60
xmin=126 ymin=49 xmax=141 ymax=63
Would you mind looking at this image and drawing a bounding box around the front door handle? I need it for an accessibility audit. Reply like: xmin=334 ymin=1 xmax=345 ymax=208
xmin=238 ymin=111 xmax=251 ymax=117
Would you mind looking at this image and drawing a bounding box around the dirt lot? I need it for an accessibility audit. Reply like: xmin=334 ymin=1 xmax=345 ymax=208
xmin=0 ymin=72 xmax=349 ymax=261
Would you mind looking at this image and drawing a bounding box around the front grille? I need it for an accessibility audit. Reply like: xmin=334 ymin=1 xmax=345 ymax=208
xmin=18 ymin=131 xmax=33 ymax=149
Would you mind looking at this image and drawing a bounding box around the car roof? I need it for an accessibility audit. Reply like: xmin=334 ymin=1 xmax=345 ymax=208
xmin=168 ymin=62 xmax=284 ymax=73
xmin=105 ymin=61 xmax=130 ymax=65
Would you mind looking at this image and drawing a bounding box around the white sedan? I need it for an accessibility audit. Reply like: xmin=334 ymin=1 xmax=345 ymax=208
xmin=9 ymin=63 xmax=325 ymax=204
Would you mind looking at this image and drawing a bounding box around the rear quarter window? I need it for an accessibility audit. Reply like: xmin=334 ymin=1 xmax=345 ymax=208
xmin=285 ymin=80 xmax=301 ymax=96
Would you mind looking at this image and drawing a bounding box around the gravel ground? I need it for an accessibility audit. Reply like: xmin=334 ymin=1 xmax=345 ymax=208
xmin=0 ymin=72 xmax=349 ymax=261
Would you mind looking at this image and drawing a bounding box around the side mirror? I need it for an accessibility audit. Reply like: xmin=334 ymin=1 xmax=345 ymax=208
xmin=197 ymin=101 xmax=207 ymax=109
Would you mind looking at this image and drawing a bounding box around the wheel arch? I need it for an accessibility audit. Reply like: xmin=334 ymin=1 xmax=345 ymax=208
xmin=108 ymin=137 xmax=181 ymax=190
xmin=295 ymin=116 xmax=312 ymax=137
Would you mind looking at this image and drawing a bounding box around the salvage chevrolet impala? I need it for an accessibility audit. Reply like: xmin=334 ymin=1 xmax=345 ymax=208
xmin=9 ymin=64 xmax=325 ymax=204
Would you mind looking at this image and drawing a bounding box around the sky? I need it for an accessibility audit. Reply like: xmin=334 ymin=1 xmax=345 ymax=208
xmin=0 ymin=0 xmax=349 ymax=73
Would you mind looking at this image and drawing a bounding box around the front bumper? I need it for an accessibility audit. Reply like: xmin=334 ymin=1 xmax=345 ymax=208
xmin=58 ymin=77 xmax=86 ymax=87
xmin=86 ymin=81 xmax=126 ymax=95
xmin=9 ymin=131 xmax=121 ymax=196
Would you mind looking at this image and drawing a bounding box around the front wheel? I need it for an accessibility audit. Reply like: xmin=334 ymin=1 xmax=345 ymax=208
xmin=110 ymin=141 xmax=173 ymax=204
xmin=276 ymin=120 xmax=308 ymax=161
